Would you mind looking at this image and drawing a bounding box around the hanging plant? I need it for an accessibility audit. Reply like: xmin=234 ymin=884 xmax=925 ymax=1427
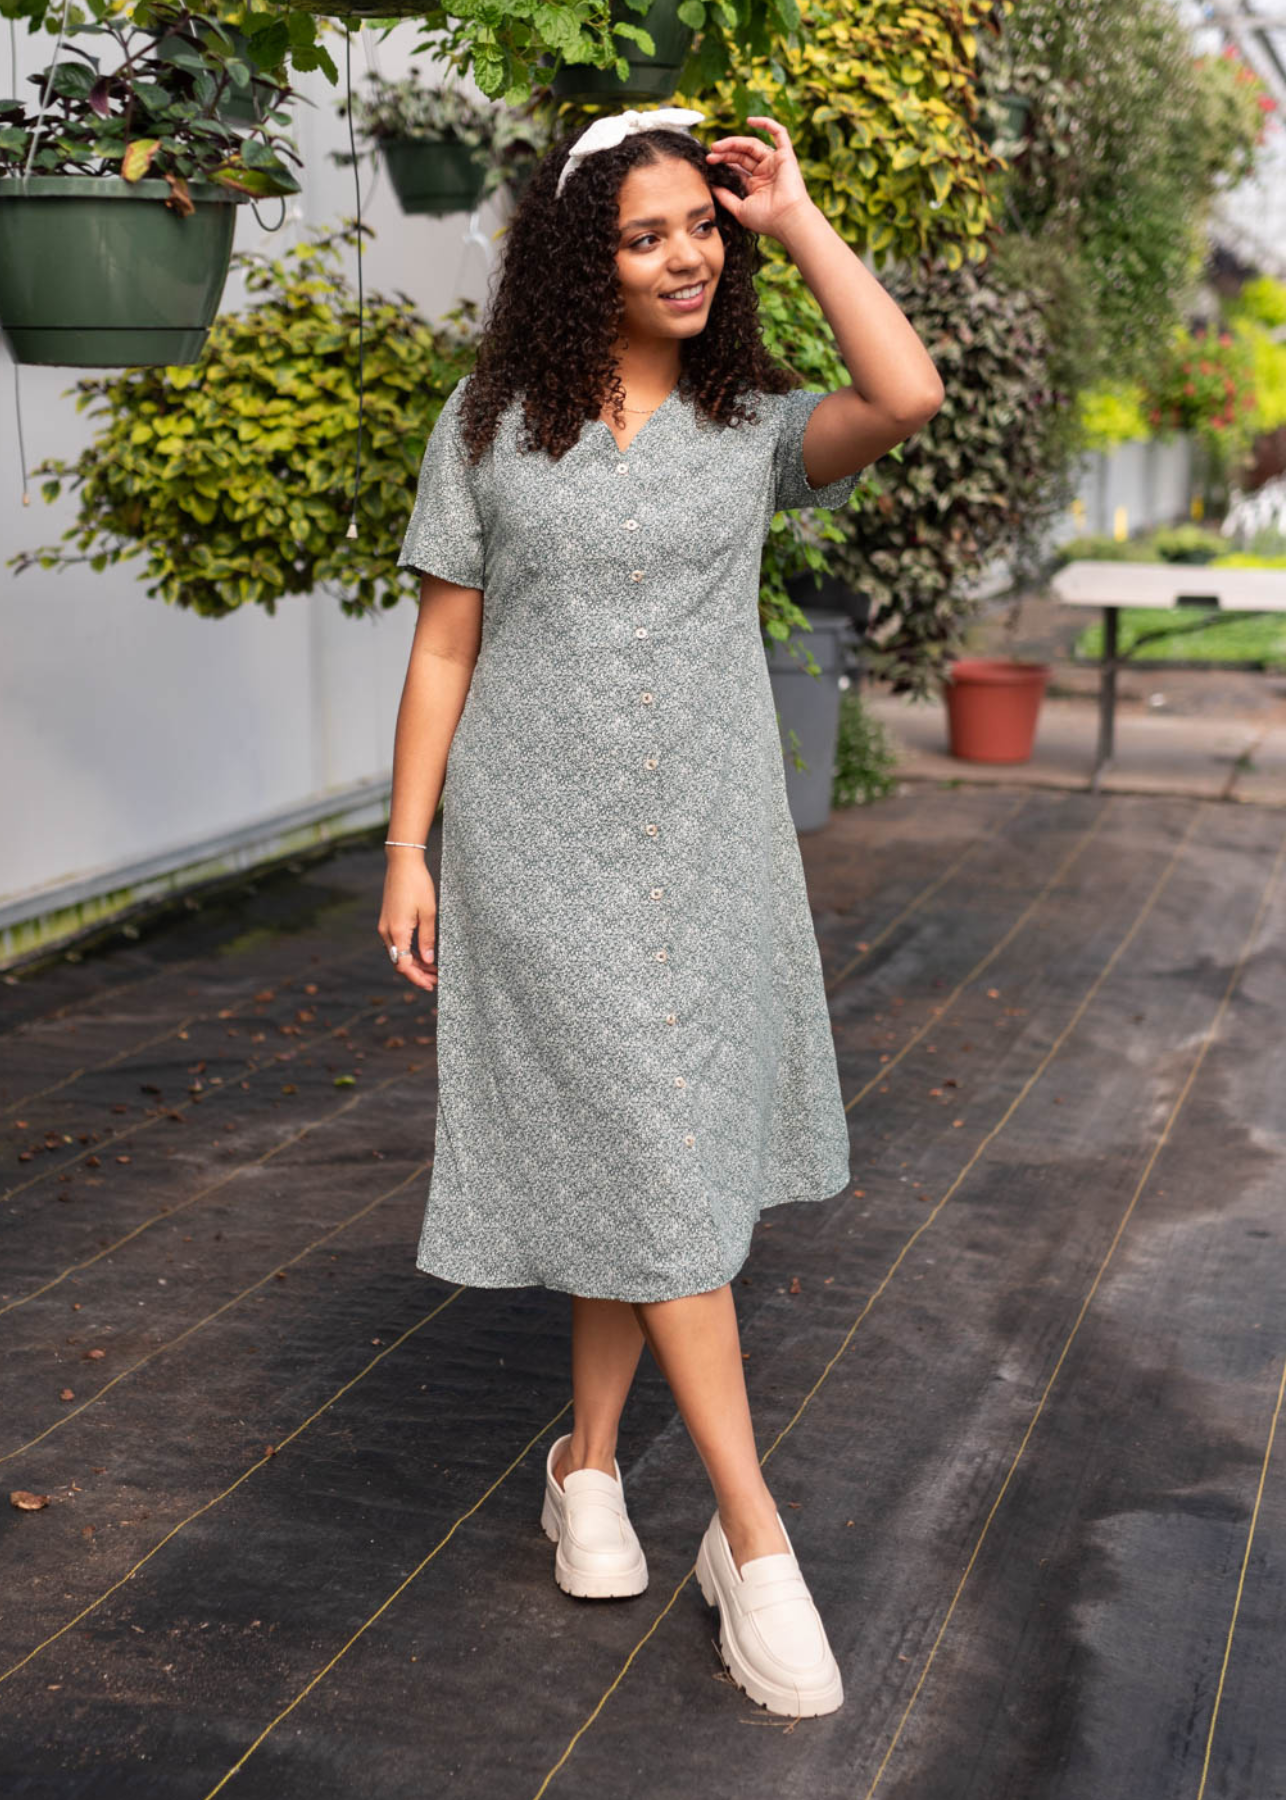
xmin=0 ymin=1 xmax=301 ymax=365
xmin=336 ymin=73 xmax=551 ymax=214
xmin=540 ymin=0 xmax=696 ymax=104
xmin=10 ymin=227 xmax=478 ymax=618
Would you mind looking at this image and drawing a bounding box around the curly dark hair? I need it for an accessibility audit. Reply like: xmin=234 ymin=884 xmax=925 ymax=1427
xmin=456 ymin=120 xmax=798 ymax=465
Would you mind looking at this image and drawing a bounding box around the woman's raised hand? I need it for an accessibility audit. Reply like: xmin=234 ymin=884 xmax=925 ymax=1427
xmin=378 ymin=860 xmax=439 ymax=992
xmin=705 ymin=116 xmax=816 ymax=239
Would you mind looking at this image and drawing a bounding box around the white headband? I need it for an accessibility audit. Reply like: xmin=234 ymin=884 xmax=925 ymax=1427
xmin=556 ymin=106 xmax=707 ymax=199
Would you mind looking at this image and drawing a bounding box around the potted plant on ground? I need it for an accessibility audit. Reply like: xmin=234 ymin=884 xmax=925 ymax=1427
xmin=337 ymin=75 xmax=545 ymax=216
xmin=0 ymin=2 xmax=301 ymax=367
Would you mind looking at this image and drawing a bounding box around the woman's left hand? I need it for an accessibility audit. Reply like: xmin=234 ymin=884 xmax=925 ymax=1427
xmin=705 ymin=116 xmax=815 ymax=239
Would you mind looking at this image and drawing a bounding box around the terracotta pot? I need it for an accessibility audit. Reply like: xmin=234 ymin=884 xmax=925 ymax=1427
xmin=943 ymin=658 xmax=1049 ymax=764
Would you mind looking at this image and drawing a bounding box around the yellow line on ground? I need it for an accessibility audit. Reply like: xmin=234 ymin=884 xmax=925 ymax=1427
xmin=1196 ymin=1349 xmax=1286 ymax=1800
xmin=200 ymin=1400 xmax=573 ymax=1800
xmin=861 ymin=818 xmax=1286 ymax=1800
xmin=842 ymin=800 xmax=1109 ymax=1114
xmin=1 ymin=991 xmax=394 ymax=1204
xmin=0 ymin=1154 xmax=431 ymax=1465
xmin=531 ymin=804 xmax=1204 ymax=1799
xmin=823 ymin=794 xmax=1030 ymax=995
xmin=0 ymin=1285 xmax=465 ymax=1684
xmin=0 ymin=1064 xmax=425 ymax=1321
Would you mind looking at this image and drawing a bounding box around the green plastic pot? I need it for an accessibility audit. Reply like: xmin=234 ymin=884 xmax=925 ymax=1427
xmin=290 ymin=0 xmax=439 ymax=13
xmin=381 ymin=139 xmax=489 ymax=216
xmin=0 ymin=176 xmax=245 ymax=367
xmin=983 ymin=90 xmax=1032 ymax=148
xmin=546 ymin=0 xmax=694 ymax=102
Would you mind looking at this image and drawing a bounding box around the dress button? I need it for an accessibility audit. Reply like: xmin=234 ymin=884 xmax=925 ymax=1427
xmin=674 ymin=1076 xmax=686 ymax=1088
xmin=635 ymin=626 xmax=648 ymax=639
xmin=630 ymin=570 xmax=645 ymax=582
xmin=650 ymin=886 xmax=664 ymax=899
xmin=665 ymin=1012 xmax=677 ymax=1024
xmin=640 ymin=691 xmax=654 ymax=705
xmin=683 ymin=1133 xmax=695 ymax=1147
xmin=644 ymin=756 xmax=658 ymax=769
xmin=623 ymin=518 xmax=639 ymax=530
xmin=654 ymin=948 xmax=668 ymax=962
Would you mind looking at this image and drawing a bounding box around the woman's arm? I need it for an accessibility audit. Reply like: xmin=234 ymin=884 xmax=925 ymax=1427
xmin=377 ymin=572 xmax=484 ymax=991
xmin=707 ymin=115 xmax=946 ymax=485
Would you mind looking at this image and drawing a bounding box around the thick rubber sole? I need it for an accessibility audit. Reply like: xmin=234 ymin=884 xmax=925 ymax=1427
xmin=694 ymin=1536 xmax=845 ymax=1718
xmin=541 ymin=1491 xmax=649 ymax=1599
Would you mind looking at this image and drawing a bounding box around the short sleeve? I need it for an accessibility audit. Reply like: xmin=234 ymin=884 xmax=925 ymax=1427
xmin=771 ymin=386 xmax=863 ymax=514
xmin=398 ymin=377 xmax=486 ymax=588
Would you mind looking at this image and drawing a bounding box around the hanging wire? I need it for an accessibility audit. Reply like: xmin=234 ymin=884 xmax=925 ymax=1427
xmin=344 ymin=23 xmax=366 ymax=542
xmin=8 ymin=20 xmax=31 ymax=502
xmin=10 ymin=0 xmax=71 ymax=502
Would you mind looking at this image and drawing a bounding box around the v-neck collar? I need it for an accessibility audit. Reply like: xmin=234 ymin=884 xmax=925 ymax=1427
xmin=590 ymin=382 xmax=682 ymax=456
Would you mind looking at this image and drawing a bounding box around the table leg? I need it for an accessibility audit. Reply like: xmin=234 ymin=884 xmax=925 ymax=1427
xmin=1093 ymin=605 xmax=1118 ymax=792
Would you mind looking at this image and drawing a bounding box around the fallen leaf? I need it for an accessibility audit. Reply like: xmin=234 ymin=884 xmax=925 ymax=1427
xmin=59 ymin=1387 xmax=74 ymax=1401
xmin=10 ymin=1490 xmax=50 ymax=1510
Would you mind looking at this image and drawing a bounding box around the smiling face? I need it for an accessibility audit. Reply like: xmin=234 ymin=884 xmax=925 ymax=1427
xmin=612 ymin=155 xmax=724 ymax=347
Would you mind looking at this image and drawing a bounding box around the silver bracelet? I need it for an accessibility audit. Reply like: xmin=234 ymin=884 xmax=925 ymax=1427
xmin=385 ymin=839 xmax=427 ymax=850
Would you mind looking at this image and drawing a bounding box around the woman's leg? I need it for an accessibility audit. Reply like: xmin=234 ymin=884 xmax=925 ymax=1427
xmin=554 ymin=1295 xmax=648 ymax=1486
xmin=633 ymin=1283 xmax=789 ymax=1572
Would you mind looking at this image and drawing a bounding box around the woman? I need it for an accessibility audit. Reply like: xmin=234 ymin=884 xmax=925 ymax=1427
xmin=378 ymin=105 xmax=943 ymax=1718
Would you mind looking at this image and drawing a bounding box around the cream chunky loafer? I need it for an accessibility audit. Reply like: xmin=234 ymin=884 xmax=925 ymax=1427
xmin=695 ymin=1509 xmax=844 ymax=1717
xmin=540 ymin=1434 xmax=649 ymax=1599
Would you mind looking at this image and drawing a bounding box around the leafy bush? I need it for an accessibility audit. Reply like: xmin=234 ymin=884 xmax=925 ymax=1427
xmin=0 ymin=2 xmax=300 ymax=197
xmin=822 ymin=255 xmax=1070 ymax=698
xmin=1054 ymin=525 xmax=1229 ymax=565
xmin=1142 ymin=323 xmax=1258 ymax=483
xmin=983 ymin=0 xmax=1271 ymax=388
xmin=673 ymin=0 xmax=1006 ymax=272
xmin=831 ymin=687 xmax=899 ymax=809
xmin=1077 ymin=381 xmax=1152 ymax=451
xmin=1072 ymin=607 xmax=1286 ymax=667
xmin=11 ymin=227 xmax=473 ymax=617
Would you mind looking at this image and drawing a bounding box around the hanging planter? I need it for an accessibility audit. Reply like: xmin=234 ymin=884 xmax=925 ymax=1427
xmin=942 ymin=658 xmax=1050 ymax=763
xmin=0 ymin=8 xmax=300 ymax=367
xmin=545 ymin=0 xmax=695 ymax=103
xmin=981 ymin=89 xmax=1032 ymax=150
xmin=338 ymin=72 xmax=550 ymax=218
xmin=381 ymin=138 xmax=489 ymax=216
xmin=0 ymin=176 xmax=247 ymax=366
xmin=290 ymin=0 xmax=434 ymax=13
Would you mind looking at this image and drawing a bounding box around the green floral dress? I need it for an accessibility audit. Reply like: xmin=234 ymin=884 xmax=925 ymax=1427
xmin=397 ymin=374 xmax=860 ymax=1301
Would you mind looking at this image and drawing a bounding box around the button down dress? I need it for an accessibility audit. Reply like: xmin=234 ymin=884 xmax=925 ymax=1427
xmin=397 ymin=373 xmax=859 ymax=1302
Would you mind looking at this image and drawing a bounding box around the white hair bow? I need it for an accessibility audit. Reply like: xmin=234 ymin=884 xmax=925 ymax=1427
xmin=556 ymin=106 xmax=707 ymax=199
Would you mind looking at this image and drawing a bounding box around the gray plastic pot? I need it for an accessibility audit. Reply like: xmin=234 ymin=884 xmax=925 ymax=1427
xmin=764 ymin=610 xmax=856 ymax=833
